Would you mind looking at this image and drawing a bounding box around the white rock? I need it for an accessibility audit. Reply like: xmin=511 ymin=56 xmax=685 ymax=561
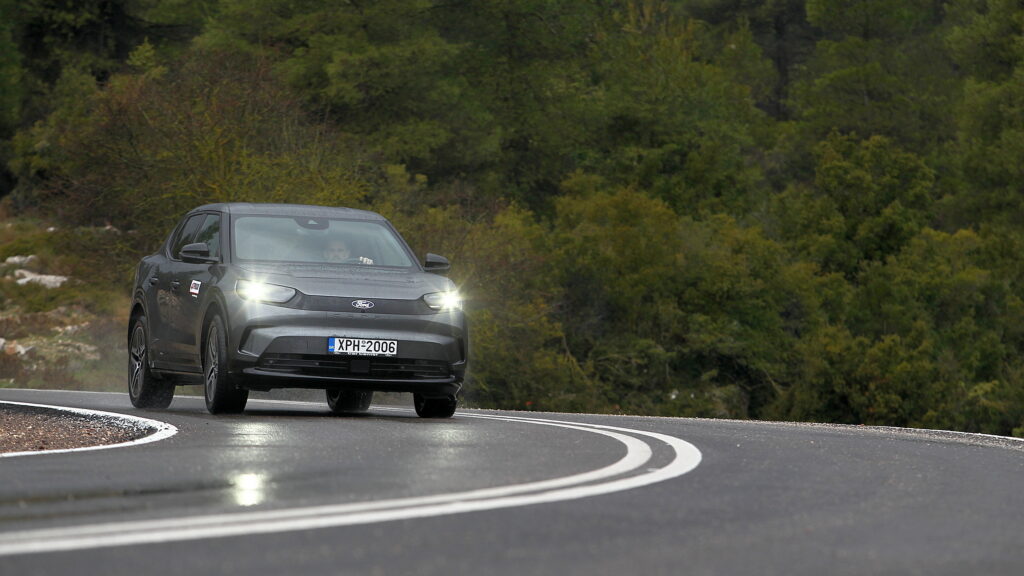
xmin=2 ymin=341 xmax=32 ymax=356
xmin=52 ymin=322 xmax=90 ymax=335
xmin=14 ymin=269 xmax=68 ymax=288
xmin=4 ymin=255 xmax=38 ymax=266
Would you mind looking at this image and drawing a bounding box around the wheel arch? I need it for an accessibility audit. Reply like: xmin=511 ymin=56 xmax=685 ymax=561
xmin=128 ymin=295 xmax=148 ymax=345
xmin=199 ymin=289 xmax=229 ymax=368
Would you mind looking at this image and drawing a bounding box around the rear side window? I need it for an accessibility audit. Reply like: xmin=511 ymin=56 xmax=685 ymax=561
xmin=169 ymin=214 xmax=205 ymax=260
xmin=193 ymin=214 xmax=223 ymax=260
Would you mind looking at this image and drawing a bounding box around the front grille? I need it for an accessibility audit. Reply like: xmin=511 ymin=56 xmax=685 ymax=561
xmin=294 ymin=295 xmax=431 ymax=315
xmin=257 ymin=353 xmax=451 ymax=379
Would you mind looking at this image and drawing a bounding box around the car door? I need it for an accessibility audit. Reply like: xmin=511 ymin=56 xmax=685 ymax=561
xmin=145 ymin=213 xmax=203 ymax=367
xmin=168 ymin=212 xmax=224 ymax=369
xmin=150 ymin=213 xmax=207 ymax=369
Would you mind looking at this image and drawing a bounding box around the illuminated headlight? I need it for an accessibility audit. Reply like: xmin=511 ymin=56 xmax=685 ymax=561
xmin=236 ymin=280 xmax=296 ymax=303
xmin=423 ymin=291 xmax=462 ymax=311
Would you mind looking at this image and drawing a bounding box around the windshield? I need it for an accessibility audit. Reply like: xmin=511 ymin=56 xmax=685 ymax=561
xmin=232 ymin=215 xmax=415 ymax=268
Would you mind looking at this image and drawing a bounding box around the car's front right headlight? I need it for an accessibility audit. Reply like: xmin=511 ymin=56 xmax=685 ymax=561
xmin=236 ymin=279 xmax=296 ymax=303
xmin=423 ymin=291 xmax=462 ymax=311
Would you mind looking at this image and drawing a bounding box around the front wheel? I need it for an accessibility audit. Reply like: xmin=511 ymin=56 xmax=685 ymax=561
xmin=128 ymin=315 xmax=175 ymax=409
xmin=203 ymin=314 xmax=248 ymax=414
xmin=326 ymin=389 xmax=373 ymax=414
xmin=413 ymin=394 xmax=457 ymax=418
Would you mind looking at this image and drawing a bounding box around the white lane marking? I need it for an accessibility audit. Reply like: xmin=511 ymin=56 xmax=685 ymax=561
xmin=0 ymin=401 xmax=178 ymax=459
xmin=2 ymin=422 xmax=650 ymax=536
xmin=0 ymin=411 xmax=702 ymax=556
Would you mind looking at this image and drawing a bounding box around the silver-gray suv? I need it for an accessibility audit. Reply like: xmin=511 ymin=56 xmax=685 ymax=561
xmin=128 ymin=203 xmax=467 ymax=417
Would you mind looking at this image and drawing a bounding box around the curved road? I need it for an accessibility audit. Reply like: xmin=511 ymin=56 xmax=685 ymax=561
xmin=0 ymin=388 xmax=1022 ymax=575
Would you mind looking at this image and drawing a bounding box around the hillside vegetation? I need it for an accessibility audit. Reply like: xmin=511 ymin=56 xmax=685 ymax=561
xmin=2 ymin=0 xmax=1023 ymax=435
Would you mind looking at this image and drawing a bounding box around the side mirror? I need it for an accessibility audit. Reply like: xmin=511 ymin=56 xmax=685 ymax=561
xmin=180 ymin=242 xmax=215 ymax=263
xmin=424 ymin=253 xmax=450 ymax=274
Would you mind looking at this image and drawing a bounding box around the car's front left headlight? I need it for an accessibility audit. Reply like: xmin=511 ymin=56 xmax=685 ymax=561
xmin=236 ymin=279 xmax=296 ymax=303
xmin=423 ymin=291 xmax=462 ymax=311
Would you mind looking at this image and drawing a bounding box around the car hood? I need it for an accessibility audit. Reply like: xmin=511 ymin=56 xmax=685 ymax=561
xmin=234 ymin=263 xmax=454 ymax=299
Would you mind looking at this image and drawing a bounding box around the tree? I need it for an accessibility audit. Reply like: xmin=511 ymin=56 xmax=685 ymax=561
xmin=554 ymin=186 xmax=830 ymax=417
xmin=585 ymin=1 xmax=771 ymax=216
xmin=849 ymin=229 xmax=1022 ymax=432
xmin=682 ymin=0 xmax=819 ymax=118
xmin=0 ymin=0 xmax=23 ymax=195
xmin=10 ymin=47 xmax=374 ymax=240
xmin=0 ymin=0 xmax=21 ymax=131
xmin=793 ymin=0 xmax=958 ymax=150
xmin=946 ymin=0 xmax=1024 ymax=227
xmin=200 ymin=0 xmax=499 ymax=200
xmin=765 ymin=133 xmax=935 ymax=276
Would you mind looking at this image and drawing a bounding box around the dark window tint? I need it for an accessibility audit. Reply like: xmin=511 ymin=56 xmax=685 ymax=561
xmin=169 ymin=215 xmax=205 ymax=260
xmin=193 ymin=214 xmax=222 ymax=260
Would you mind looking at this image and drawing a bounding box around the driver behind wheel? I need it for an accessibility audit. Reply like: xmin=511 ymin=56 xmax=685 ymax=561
xmin=323 ymin=238 xmax=373 ymax=264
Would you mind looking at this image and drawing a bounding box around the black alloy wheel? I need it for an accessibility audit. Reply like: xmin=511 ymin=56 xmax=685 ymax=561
xmin=413 ymin=393 xmax=457 ymax=418
xmin=203 ymin=314 xmax=248 ymax=414
xmin=128 ymin=315 xmax=175 ymax=409
xmin=326 ymin=389 xmax=374 ymax=414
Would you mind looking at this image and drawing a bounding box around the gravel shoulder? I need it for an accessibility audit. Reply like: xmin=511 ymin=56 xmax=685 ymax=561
xmin=0 ymin=403 xmax=148 ymax=454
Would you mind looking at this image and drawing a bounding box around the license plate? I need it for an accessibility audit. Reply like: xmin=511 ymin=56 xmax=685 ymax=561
xmin=328 ymin=337 xmax=398 ymax=356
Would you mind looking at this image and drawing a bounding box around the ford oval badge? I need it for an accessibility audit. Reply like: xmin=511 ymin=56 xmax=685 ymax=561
xmin=351 ymin=299 xmax=375 ymax=310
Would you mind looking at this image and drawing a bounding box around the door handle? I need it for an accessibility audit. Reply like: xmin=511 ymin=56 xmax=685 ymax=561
xmin=170 ymin=280 xmax=181 ymax=289
xmin=147 ymin=276 xmax=159 ymax=285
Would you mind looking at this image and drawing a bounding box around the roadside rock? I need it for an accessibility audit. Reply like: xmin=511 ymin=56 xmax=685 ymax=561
xmin=4 ymin=255 xmax=38 ymax=267
xmin=1 ymin=339 xmax=33 ymax=356
xmin=14 ymin=269 xmax=68 ymax=288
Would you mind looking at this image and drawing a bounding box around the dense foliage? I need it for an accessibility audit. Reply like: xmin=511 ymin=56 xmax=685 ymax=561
xmin=3 ymin=0 xmax=1024 ymax=435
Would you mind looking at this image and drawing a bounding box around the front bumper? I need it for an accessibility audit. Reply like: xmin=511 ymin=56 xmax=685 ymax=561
xmin=240 ymin=365 xmax=464 ymax=397
xmin=225 ymin=300 xmax=467 ymax=397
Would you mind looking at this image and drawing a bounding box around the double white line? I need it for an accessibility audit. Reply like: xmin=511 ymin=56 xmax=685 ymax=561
xmin=0 ymin=409 xmax=702 ymax=556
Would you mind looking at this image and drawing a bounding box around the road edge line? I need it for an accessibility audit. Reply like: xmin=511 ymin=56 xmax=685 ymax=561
xmin=0 ymin=400 xmax=178 ymax=458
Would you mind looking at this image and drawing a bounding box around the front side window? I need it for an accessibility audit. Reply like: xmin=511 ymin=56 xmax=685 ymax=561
xmin=168 ymin=214 xmax=205 ymax=260
xmin=193 ymin=214 xmax=222 ymax=260
xmin=232 ymin=216 xmax=414 ymax=268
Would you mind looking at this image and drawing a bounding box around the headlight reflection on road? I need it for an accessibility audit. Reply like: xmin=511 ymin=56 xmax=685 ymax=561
xmin=231 ymin=473 xmax=267 ymax=507
xmin=431 ymin=427 xmax=474 ymax=460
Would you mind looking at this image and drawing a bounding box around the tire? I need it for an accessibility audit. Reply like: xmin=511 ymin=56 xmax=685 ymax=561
xmin=128 ymin=315 xmax=175 ymax=409
xmin=326 ymin=389 xmax=373 ymax=414
xmin=413 ymin=393 xmax=457 ymax=418
xmin=203 ymin=314 xmax=248 ymax=414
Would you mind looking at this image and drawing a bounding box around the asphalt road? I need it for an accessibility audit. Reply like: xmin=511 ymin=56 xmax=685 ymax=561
xmin=0 ymin=388 xmax=1022 ymax=575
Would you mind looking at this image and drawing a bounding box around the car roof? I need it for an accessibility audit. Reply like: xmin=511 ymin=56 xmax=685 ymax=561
xmin=190 ymin=203 xmax=386 ymax=221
